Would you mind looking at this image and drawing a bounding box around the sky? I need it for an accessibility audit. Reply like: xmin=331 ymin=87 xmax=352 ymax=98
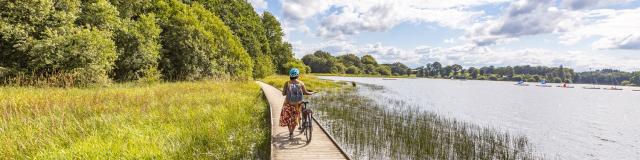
xmin=248 ymin=0 xmax=640 ymax=71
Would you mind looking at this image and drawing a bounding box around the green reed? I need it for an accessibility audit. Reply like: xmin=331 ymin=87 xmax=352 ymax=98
xmin=309 ymin=83 xmax=538 ymax=160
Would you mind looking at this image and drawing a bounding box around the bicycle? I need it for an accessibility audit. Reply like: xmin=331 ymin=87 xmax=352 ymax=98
xmin=298 ymin=101 xmax=313 ymax=143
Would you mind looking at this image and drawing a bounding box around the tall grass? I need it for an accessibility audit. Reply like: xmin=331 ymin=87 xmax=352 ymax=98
xmin=260 ymin=75 xmax=342 ymax=92
xmin=0 ymin=81 xmax=269 ymax=159
xmin=309 ymin=83 xmax=538 ymax=160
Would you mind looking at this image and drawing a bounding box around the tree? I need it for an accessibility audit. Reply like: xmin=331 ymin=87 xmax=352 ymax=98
xmin=364 ymin=64 xmax=377 ymax=75
xmin=197 ymin=0 xmax=274 ymax=78
xmin=345 ymin=66 xmax=362 ymax=74
xmin=469 ymin=67 xmax=479 ymax=79
xmin=112 ymin=14 xmax=162 ymax=81
xmin=262 ymin=11 xmax=295 ymax=74
xmin=631 ymin=71 xmax=640 ymax=86
xmin=384 ymin=62 xmax=410 ymax=76
xmin=431 ymin=62 xmax=442 ymax=77
xmin=158 ymin=2 xmax=253 ymax=80
xmin=29 ymin=28 xmax=118 ymax=86
xmin=282 ymin=59 xmax=309 ymax=74
xmin=376 ymin=65 xmax=392 ymax=76
xmin=302 ymin=50 xmax=339 ymax=73
xmin=361 ymin=55 xmax=378 ymax=66
xmin=338 ymin=54 xmax=362 ymax=68
xmin=451 ymin=64 xmax=462 ymax=76
xmin=416 ymin=66 xmax=424 ymax=77
xmin=442 ymin=65 xmax=453 ymax=78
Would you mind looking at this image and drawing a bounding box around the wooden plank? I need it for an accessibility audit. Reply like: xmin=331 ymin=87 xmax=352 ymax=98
xmin=257 ymin=81 xmax=349 ymax=160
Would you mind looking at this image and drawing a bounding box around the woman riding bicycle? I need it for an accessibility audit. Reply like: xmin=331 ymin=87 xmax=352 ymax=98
xmin=279 ymin=68 xmax=314 ymax=139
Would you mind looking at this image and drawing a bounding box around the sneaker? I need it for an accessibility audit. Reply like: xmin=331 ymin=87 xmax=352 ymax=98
xmin=289 ymin=132 xmax=293 ymax=140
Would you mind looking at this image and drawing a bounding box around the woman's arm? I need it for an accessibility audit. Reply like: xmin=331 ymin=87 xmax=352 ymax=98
xmin=301 ymin=82 xmax=314 ymax=95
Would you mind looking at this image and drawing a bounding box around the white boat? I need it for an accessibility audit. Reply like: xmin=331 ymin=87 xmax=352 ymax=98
xmin=536 ymin=80 xmax=552 ymax=87
xmin=604 ymin=87 xmax=623 ymax=90
xmin=514 ymin=81 xmax=529 ymax=86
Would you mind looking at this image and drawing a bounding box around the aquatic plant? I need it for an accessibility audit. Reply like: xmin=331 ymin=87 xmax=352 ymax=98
xmin=309 ymin=84 xmax=538 ymax=160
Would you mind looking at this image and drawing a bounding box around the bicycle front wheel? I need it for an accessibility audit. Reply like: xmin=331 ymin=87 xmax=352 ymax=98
xmin=305 ymin=114 xmax=313 ymax=143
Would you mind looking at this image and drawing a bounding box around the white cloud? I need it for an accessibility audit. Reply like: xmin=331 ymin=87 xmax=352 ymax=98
xmin=467 ymin=0 xmax=575 ymax=46
xmin=280 ymin=0 xmax=508 ymax=40
xmin=467 ymin=0 xmax=640 ymax=50
xmin=559 ymin=8 xmax=640 ymax=49
xmin=593 ymin=34 xmax=640 ymax=49
xmin=248 ymin=0 xmax=268 ymax=13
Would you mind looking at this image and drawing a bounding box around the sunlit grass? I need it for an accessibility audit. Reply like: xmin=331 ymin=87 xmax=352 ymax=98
xmin=309 ymin=83 xmax=538 ymax=160
xmin=260 ymin=75 xmax=342 ymax=92
xmin=0 ymin=81 xmax=269 ymax=159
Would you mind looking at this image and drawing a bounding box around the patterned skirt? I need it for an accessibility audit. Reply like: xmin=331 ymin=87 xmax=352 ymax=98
xmin=279 ymin=103 xmax=301 ymax=127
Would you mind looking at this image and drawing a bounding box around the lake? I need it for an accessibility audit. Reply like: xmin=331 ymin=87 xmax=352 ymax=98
xmin=319 ymin=76 xmax=640 ymax=159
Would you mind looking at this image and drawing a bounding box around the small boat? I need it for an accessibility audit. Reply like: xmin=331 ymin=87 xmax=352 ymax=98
xmin=556 ymin=83 xmax=574 ymax=88
xmin=382 ymin=78 xmax=398 ymax=80
xmin=633 ymin=89 xmax=640 ymax=91
xmin=557 ymin=85 xmax=575 ymax=88
xmin=583 ymin=86 xmax=601 ymax=89
xmin=536 ymin=84 xmax=552 ymax=87
xmin=604 ymin=87 xmax=623 ymax=90
xmin=514 ymin=81 xmax=529 ymax=86
xmin=536 ymin=80 xmax=552 ymax=87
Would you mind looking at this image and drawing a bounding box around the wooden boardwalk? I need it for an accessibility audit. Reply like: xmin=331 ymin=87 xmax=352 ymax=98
xmin=257 ymin=81 xmax=349 ymax=160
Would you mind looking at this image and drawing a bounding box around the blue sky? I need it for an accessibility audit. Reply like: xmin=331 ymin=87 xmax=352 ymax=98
xmin=248 ymin=0 xmax=640 ymax=71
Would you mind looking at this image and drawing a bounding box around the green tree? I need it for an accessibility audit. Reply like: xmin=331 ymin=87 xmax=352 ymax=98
xmin=451 ymin=64 xmax=462 ymax=76
xmin=197 ymin=0 xmax=274 ymax=78
xmin=157 ymin=1 xmax=252 ymax=80
xmin=302 ymin=50 xmax=339 ymax=73
xmin=384 ymin=62 xmax=410 ymax=76
xmin=338 ymin=54 xmax=362 ymax=68
xmin=376 ymin=65 xmax=392 ymax=76
xmin=112 ymin=14 xmax=162 ymax=81
xmin=468 ymin=67 xmax=479 ymax=79
xmin=361 ymin=55 xmax=378 ymax=66
xmin=364 ymin=64 xmax=377 ymax=75
xmin=282 ymin=59 xmax=309 ymax=74
xmin=262 ymin=12 xmax=294 ymax=74
xmin=431 ymin=62 xmax=442 ymax=77
xmin=346 ymin=66 xmax=362 ymax=74
xmin=29 ymin=27 xmax=118 ymax=86
xmin=78 ymin=0 xmax=121 ymax=31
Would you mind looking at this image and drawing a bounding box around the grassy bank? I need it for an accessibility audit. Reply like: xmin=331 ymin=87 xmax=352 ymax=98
xmin=0 ymin=81 xmax=269 ymax=159
xmin=308 ymin=83 xmax=537 ymax=159
xmin=260 ymin=75 xmax=342 ymax=92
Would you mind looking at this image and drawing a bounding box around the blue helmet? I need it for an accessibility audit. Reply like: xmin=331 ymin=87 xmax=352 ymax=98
xmin=289 ymin=68 xmax=300 ymax=77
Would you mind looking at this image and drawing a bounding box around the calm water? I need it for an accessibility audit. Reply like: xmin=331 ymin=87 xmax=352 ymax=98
xmin=319 ymin=76 xmax=640 ymax=159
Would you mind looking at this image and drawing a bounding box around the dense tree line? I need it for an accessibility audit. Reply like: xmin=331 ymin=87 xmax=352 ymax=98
xmin=0 ymin=0 xmax=301 ymax=86
xmin=416 ymin=62 xmax=640 ymax=86
xmin=301 ymin=50 xmax=411 ymax=76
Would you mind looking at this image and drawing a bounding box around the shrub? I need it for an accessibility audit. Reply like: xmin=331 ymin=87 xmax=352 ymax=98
xmin=113 ymin=14 xmax=162 ymax=82
xmin=158 ymin=2 xmax=253 ymax=80
xmin=282 ymin=60 xmax=309 ymax=74
xmin=28 ymin=27 xmax=117 ymax=86
xmin=345 ymin=66 xmax=362 ymax=74
xmin=488 ymin=75 xmax=498 ymax=81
